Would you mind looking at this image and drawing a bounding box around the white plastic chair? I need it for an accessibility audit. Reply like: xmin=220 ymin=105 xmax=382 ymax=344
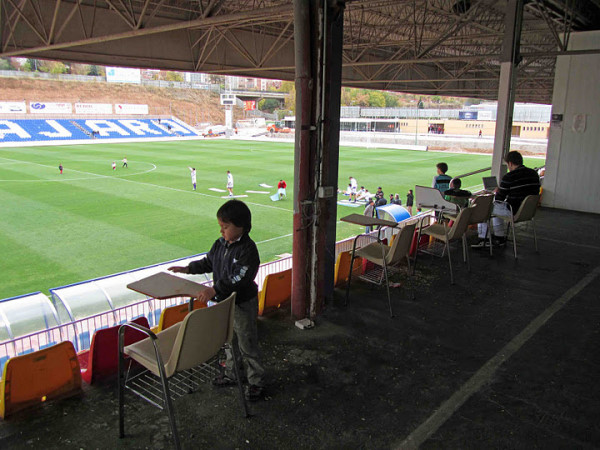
xmin=118 ymin=293 xmax=247 ymax=449
xmin=346 ymin=222 xmax=416 ymax=317
xmin=498 ymin=194 xmax=540 ymax=259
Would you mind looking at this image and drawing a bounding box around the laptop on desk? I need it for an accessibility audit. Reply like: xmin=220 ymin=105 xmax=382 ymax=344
xmin=482 ymin=176 xmax=498 ymax=193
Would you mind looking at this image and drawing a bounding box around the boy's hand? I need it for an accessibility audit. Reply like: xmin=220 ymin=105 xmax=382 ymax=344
xmin=197 ymin=287 xmax=216 ymax=303
xmin=168 ymin=266 xmax=188 ymax=274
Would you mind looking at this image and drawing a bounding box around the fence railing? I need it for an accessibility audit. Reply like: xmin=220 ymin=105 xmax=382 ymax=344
xmin=0 ymin=214 xmax=428 ymax=376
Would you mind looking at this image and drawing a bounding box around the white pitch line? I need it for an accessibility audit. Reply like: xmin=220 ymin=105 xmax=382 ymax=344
xmin=0 ymin=155 xmax=291 ymax=212
xmin=256 ymin=233 xmax=293 ymax=245
xmin=0 ymin=156 xmax=157 ymax=181
xmin=397 ymin=264 xmax=600 ymax=450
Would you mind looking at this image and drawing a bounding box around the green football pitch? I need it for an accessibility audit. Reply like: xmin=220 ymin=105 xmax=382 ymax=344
xmin=0 ymin=139 xmax=543 ymax=299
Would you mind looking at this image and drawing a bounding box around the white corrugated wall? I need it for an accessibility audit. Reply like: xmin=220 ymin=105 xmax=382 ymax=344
xmin=544 ymin=30 xmax=600 ymax=214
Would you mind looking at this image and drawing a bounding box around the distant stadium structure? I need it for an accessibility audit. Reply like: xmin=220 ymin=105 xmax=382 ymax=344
xmin=0 ymin=118 xmax=200 ymax=143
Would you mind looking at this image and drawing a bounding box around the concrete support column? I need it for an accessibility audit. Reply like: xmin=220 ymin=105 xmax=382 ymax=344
xmin=292 ymin=0 xmax=345 ymax=319
xmin=492 ymin=0 xmax=524 ymax=180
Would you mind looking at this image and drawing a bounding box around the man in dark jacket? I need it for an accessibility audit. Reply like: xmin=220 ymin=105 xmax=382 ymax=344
xmin=476 ymin=151 xmax=540 ymax=245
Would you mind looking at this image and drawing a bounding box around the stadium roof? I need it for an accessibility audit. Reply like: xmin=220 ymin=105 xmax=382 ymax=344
xmin=1 ymin=1 xmax=600 ymax=104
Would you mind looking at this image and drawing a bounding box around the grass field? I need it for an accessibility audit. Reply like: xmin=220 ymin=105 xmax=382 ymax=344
xmin=0 ymin=139 xmax=544 ymax=299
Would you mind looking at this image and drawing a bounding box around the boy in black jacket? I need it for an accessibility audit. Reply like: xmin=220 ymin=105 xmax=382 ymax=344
xmin=168 ymin=200 xmax=265 ymax=401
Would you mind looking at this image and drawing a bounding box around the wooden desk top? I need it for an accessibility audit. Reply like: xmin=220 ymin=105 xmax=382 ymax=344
xmin=340 ymin=213 xmax=398 ymax=228
xmin=127 ymin=272 xmax=207 ymax=299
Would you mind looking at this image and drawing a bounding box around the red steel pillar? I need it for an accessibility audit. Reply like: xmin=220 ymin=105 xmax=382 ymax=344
xmin=292 ymin=0 xmax=345 ymax=319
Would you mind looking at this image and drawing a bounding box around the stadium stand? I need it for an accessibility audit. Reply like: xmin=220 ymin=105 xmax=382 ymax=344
xmin=0 ymin=341 xmax=82 ymax=418
xmin=0 ymin=118 xmax=200 ymax=143
xmin=78 ymin=316 xmax=149 ymax=384
xmin=257 ymin=269 xmax=292 ymax=316
xmin=0 ymin=238 xmax=359 ymax=380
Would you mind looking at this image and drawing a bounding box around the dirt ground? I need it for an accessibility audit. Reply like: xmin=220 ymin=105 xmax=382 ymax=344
xmin=0 ymin=78 xmax=227 ymax=126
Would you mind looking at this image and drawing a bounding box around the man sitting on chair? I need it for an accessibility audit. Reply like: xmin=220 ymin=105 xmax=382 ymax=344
xmin=444 ymin=178 xmax=471 ymax=208
xmin=474 ymin=151 xmax=540 ymax=248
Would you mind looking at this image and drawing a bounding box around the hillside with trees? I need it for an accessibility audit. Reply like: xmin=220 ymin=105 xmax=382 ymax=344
xmin=1 ymin=57 xmax=476 ymax=124
xmin=0 ymin=75 xmax=226 ymax=127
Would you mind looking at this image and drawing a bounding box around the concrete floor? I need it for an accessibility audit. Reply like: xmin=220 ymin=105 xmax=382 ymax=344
xmin=0 ymin=207 xmax=598 ymax=449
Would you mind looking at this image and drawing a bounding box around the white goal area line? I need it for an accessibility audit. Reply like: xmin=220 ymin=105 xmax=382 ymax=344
xmin=0 ymin=155 xmax=291 ymax=212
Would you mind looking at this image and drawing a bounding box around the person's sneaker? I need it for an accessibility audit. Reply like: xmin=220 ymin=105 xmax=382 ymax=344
xmin=244 ymin=384 xmax=264 ymax=402
xmin=212 ymin=374 xmax=237 ymax=387
xmin=492 ymin=236 xmax=506 ymax=247
xmin=471 ymin=239 xmax=488 ymax=249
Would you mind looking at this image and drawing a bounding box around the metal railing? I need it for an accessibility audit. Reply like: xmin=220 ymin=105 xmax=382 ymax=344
xmin=0 ymin=213 xmax=431 ymax=377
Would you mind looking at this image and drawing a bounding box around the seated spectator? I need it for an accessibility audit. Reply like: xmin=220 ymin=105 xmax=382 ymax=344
xmin=474 ymin=151 xmax=540 ymax=248
xmin=444 ymin=178 xmax=471 ymax=208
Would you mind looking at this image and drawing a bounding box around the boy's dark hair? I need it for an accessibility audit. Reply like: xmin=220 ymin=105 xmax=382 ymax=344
xmin=436 ymin=162 xmax=448 ymax=173
xmin=505 ymin=151 xmax=523 ymax=166
xmin=451 ymin=178 xmax=462 ymax=188
xmin=217 ymin=200 xmax=252 ymax=233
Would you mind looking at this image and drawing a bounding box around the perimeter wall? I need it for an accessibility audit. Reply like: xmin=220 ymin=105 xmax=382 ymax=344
xmin=544 ymin=30 xmax=600 ymax=214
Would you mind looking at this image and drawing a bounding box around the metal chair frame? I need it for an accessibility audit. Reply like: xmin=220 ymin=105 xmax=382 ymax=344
xmin=345 ymin=222 xmax=416 ymax=317
xmin=414 ymin=207 xmax=473 ymax=285
xmin=118 ymin=295 xmax=248 ymax=450
xmin=497 ymin=195 xmax=540 ymax=259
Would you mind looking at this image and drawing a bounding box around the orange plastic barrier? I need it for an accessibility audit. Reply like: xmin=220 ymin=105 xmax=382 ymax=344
xmin=0 ymin=341 xmax=82 ymax=419
xmin=157 ymin=301 xmax=206 ymax=332
xmin=258 ymin=269 xmax=292 ymax=316
xmin=334 ymin=251 xmax=363 ymax=287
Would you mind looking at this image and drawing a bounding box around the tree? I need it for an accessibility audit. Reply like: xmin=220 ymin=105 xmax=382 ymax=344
xmin=70 ymin=63 xmax=90 ymax=75
xmin=165 ymin=71 xmax=183 ymax=82
xmin=354 ymin=90 xmax=370 ymax=107
xmin=0 ymin=58 xmax=15 ymax=70
xmin=23 ymin=58 xmax=38 ymax=72
xmin=382 ymin=91 xmax=399 ymax=107
xmin=46 ymin=61 xmax=68 ymax=74
xmin=464 ymin=98 xmax=481 ymax=106
xmin=279 ymin=81 xmax=294 ymax=93
xmin=279 ymin=80 xmax=296 ymax=114
xmin=341 ymin=88 xmax=353 ymax=106
xmin=368 ymin=90 xmax=386 ymax=107
xmin=259 ymin=98 xmax=280 ymax=112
